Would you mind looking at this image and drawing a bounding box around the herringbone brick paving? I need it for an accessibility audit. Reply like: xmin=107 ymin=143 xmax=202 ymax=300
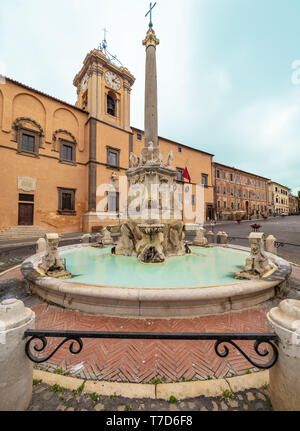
xmin=31 ymin=302 xmax=273 ymax=383
xmin=2 ymin=265 xmax=296 ymax=384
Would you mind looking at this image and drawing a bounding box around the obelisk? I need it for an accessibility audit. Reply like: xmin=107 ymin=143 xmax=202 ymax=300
xmin=143 ymin=28 xmax=160 ymax=148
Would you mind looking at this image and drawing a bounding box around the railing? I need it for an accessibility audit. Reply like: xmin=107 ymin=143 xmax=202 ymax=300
xmin=227 ymin=236 xmax=300 ymax=249
xmin=24 ymin=330 xmax=279 ymax=370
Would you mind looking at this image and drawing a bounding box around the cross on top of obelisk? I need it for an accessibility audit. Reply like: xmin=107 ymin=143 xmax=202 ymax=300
xmin=145 ymin=2 xmax=157 ymax=28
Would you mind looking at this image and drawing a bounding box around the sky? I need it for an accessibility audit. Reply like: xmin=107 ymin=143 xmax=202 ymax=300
xmin=0 ymin=0 xmax=299 ymax=194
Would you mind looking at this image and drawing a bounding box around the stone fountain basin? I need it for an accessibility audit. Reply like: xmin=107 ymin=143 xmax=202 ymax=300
xmin=21 ymin=245 xmax=291 ymax=318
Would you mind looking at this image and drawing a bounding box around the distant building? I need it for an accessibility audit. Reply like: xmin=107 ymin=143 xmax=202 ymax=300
xmin=213 ymin=163 xmax=270 ymax=221
xmin=268 ymin=182 xmax=290 ymax=215
xmin=289 ymin=193 xmax=299 ymax=214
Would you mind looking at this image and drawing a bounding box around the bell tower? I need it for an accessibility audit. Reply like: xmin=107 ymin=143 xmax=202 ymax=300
xmin=73 ymin=37 xmax=135 ymax=132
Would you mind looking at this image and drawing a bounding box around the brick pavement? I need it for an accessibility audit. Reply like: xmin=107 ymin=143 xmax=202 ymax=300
xmin=29 ymin=301 xmax=274 ymax=383
xmin=2 ymin=265 xmax=300 ymax=385
xmin=2 ymin=266 xmax=299 ymax=385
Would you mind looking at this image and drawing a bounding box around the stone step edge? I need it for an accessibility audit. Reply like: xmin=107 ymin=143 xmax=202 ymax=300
xmin=33 ymin=369 xmax=269 ymax=401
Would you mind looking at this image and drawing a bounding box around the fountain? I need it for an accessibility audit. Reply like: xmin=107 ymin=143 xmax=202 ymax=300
xmin=114 ymin=27 xmax=187 ymax=264
xmin=21 ymin=25 xmax=292 ymax=318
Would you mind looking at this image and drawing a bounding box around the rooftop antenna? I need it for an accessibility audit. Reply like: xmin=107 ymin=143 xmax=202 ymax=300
xmin=98 ymin=28 xmax=123 ymax=67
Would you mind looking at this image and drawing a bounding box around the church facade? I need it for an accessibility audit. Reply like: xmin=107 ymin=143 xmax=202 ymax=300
xmin=0 ymin=48 xmax=215 ymax=233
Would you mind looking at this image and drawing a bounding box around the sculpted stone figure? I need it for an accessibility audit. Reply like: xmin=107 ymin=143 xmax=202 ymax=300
xmin=102 ymin=228 xmax=114 ymax=245
xmin=39 ymin=233 xmax=71 ymax=279
xmin=166 ymin=151 xmax=174 ymax=168
xmin=129 ymin=152 xmax=139 ymax=169
xmin=235 ymin=233 xmax=275 ymax=279
xmin=162 ymin=221 xmax=185 ymax=257
xmin=115 ymin=223 xmax=136 ymax=256
xmin=137 ymin=229 xmax=165 ymax=263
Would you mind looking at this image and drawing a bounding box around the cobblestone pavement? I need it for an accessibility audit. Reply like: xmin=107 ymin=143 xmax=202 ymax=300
xmin=29 ymin=381 xmax=273 ymax=412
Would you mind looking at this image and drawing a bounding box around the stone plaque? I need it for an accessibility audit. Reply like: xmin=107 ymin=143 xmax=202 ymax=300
xmin=18 ymin=177 xmax=36 ymax=192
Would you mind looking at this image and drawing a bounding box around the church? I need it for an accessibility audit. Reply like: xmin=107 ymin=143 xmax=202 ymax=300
xmin=0 ymin=36 xmax=215 ymax=234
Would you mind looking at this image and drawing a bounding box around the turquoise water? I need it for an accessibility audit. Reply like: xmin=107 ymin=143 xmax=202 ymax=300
xmin=61 ymin=246 xmax=247 ymax=288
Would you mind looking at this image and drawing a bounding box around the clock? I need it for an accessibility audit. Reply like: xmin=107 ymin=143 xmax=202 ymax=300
xmin=105 ymin=70 xmax=121 ymax=91
xmin=81 ymin=73 xmax=89 ymax=94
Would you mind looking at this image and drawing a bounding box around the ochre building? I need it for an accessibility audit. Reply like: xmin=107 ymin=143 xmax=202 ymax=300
xmin=0 ymin=48 xmax=214 ymax=233
xmin=213 ymin=162 xmax=270 ymax=221
xmin=267 ymin=182 xmax=290 ymax=215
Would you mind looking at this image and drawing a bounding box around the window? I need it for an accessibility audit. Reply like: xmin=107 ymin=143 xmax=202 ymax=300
xmin=230 ymin=188 xmax=234 ymax=196
xmin=237 ymin=203 xmax=240 ymax=210
xmin=224 ymin=201 xmax=227 ymax=209
xmin=223 ymin=172 xmax=226 ymax=180
xmin=242 ymin=177 xmax=245 ymax=185
xmin=58 ymin=188 xmax=76 ymax=215
xmin=177 ymin=168 xmax=184 ymax=182
xmin=60 ymin=140 xmax=76 ymax=164
xmin=107 ymin=93 xmax=116 ymax=117
xmin=217 ymin=186 xmax=221 ymax=194
xmin=223 ymin=187 xmax=227 ymax=195
xmin=62 ymin=143 xmax=73 ymax=161
xmin=238 ymin=189 xmax=241 ymax=197
xmin=137 ymin=133 xmax=142 ymax=141
xmin=236 ymin=175 xmax=240 ymax=184
xmin=218 ymin=201 xmax=221 ymax=209
xmin=178 ymin=147 xmax=182 ymax=153
xmin=247 ymin=179 xmax=250 ymax=185
xmin=216 ymin=169 xmax=220 ymax=179
xmin=229 ymin=173 xmax=234 ymax=182
xmin=107 ymin=192 xmax=120 ymax=213
xmin=107 ymin=147 xmax=120 ymax=168
xmin=22 ymin=134 xmax=35 ymax=153
xmin=202 ymin=174 xmax=208 ymax=186
xmin=19 ymin=194 xmax=34 ymax=202
xmin=231 ymin=202 xmax=235 ymax=210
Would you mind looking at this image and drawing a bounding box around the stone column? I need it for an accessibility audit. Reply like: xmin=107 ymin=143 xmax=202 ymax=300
xmin=267 ymin=299 xmax=300 ymax=411
xmin=0 ymin=299 xmax=35 ymax=411
xmin=87 ymin=63 xmax=103 ymax=120
xmin=123 ymin=80 xmax=131 ymax=131
xmin=88 ymin=118 xmax=97 ymax=212
xmin=143 ymin=28 xmax=160 ymax=148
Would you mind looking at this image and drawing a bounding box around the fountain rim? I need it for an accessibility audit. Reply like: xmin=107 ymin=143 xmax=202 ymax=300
xmin=21 ymin=244 xmax=292 ymax=318
xmin=21 ymin=244 xmax=291 ymax=290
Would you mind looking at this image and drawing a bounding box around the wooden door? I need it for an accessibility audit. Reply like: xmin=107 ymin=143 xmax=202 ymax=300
xmin=18 ymin=203 xmax=34 ymax=226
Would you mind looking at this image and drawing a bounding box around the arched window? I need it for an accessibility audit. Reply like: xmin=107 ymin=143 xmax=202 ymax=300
xmin=107 ymin=92 xmax=116 ymax=117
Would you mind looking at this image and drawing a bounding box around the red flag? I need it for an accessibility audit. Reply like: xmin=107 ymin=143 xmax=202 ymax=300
xmin=182 ymin=167 xmax=191 ymax=184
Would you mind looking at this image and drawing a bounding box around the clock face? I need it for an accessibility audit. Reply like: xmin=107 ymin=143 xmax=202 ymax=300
xmin=105 ymin=70 xmax=121 ymax=91
xmin=81 ymin=73 xmax=89 ymax=94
